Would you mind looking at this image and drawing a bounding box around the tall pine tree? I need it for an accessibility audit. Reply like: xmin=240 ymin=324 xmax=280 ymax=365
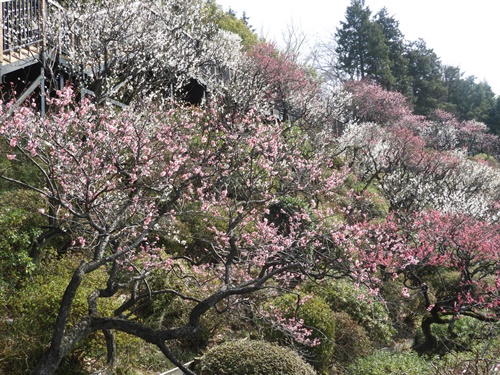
xmin=374 ymin=7 xmax=409 ymax=93
xmin=335 ymin=0 xmax=394 ymax=88
xmin=405 ymin=39 xmax=445 ymax=115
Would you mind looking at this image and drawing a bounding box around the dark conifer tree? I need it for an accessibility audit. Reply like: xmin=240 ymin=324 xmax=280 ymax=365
xmin=405 ymin=39 xmax=446 ymax=115
xmin=374 ymin=7 xmax=409 ymax=93
xmin=335 ymin=0 xmax=394 ymax=88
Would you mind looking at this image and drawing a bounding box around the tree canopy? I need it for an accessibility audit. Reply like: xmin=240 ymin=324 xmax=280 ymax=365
xmin=322 ymin=0 xmax=500 ymax=129
xmin=2 ymin=1 xmax=500 ymax=374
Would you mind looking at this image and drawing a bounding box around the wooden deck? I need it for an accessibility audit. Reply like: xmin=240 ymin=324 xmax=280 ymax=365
xmin=2 ymin=44 xmax=39 ymax=64
xmin=0 ymin=44 xmax=41 ymax=78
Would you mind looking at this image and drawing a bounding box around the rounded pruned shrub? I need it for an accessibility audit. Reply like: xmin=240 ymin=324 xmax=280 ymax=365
xmin=261 ymin=293 xmax=336 ymax=374
xmin=195 ymin=339 xmax=317 ymax=375
xmin=426 ymin=315 xmax=497 ymax=353
xmin=331 ymin=311 xmax=372 ymax=364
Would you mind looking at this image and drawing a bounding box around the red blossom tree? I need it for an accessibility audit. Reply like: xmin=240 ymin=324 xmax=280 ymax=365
xmin=352 ymin=210 xmax=500 ymax=351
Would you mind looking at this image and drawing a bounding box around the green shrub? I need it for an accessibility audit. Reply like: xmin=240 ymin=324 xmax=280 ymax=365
xmin=0 ymin=254 xmax=228 ymax=375
xmin=265 ymin=196 xmax=310 ymax=235
xmin=195 ymin=339 xmax=317 ymax=375
xmin=431 ymin=336 xmax=500 ymax=375
xmin=0 ymin=189 xmax=44 ymax=291
xmin=112 ymin=333 xmax=172 ymax=375
xmin=0 ymin=145 xmax=43 ymax=192
xmin=262 ymin=293 xmax=335 ymax=374
xmin=0 ymin=253 xmax=115 ymax=374
xmin=347 ymin=350 xmax=431 ymax=375
xmin=426 ymin=316 xmax=499 ymax=353
xmin=378 ymin=279 xmax=424 ymax=342
xmin=331 ymin=311 xmax=372 ymax=364
xmin=296 ymin=295 xmax=336 ymax=373
xmin=305 ymin=279 xmax=395 ymax=345
xmin=423 ymin=268 xmax=461 ymax=301
xmin=135 ymin=259 xmax=227 ymax=352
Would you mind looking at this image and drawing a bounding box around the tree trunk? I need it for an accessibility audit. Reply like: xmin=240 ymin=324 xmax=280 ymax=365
xmin=33 ymin=317 xmax=94 ymax=375
xmin=33 ymin=262 xmax=91 ymax=375
xmin=103 ymin=330 xmax=116 ymax=368
xmin=414 ymin=315 xmax=438 ymax=353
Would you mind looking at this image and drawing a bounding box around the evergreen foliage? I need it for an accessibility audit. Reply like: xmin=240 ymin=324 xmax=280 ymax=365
xmin=206 ymin=0 xmax=259 ymax=46
xmin=335 ymin=0 xmax=394 ymax=86
xmin=347 ymin=351 xmax=431 ymax=375
xmin=329 ymin=0 xmax=500 ymax=128
xmin=195 ymin=340 xmax=317 ymax=375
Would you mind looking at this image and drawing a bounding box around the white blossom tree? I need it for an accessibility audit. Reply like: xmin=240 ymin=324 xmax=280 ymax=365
xmin=45 ymin=0 xmax=243 ymax=105
xmin=338 ymin=81 xmax=500 ymax=219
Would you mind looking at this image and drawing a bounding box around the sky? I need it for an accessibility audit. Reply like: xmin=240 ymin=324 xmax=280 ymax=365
xmin=216 ymin=0 xmax=500 ymax=95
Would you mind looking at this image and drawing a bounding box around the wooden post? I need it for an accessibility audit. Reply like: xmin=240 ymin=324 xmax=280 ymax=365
xmin=57 ymin=4 xmax=61 ymax=56
xmin=40 ymin=0 xmax=46 ymax=116
xmin=41 ymin=0 xmax=46 ymax=49
xmin=0 ymin=1 xmax=4 ymax=65
xmin=40 ymin=65 xmax=45 ymax=116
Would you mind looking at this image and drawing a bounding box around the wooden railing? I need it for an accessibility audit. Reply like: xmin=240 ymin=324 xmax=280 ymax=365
xmin=0 ymin=0 xmax=64 ymax=64
xmin=1 ymin=0 xmax=42 ymax=63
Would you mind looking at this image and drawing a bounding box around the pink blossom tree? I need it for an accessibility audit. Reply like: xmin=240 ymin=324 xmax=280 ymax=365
xmin=343 ymin=79 xmax=413 ymax=125
xmin=4 ymin=44 xmax=500 ymax=372
xmin=220 ymin=41 xmax=344 ymax=131
xmin=342 ymin=80 xmax=499 ymax=156
xmin=419 ymin=109 xmax=499 ymax=155
xmin=0 ymin=89 xmax=351 ymax=375
xmin=339 ymin=81 xmax=500 ymax=219
xmin=351 ymin=210 xmax=500 ymax=351
xmin=337 ymin=80 xmax=500 ymax=352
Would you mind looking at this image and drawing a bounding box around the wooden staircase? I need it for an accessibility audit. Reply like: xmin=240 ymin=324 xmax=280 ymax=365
xmin=1 ymin=44 xmax=40 ymax=76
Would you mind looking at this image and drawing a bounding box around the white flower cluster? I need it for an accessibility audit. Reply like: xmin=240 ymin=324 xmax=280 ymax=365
xmin=45 ymin=0 xmax=244 ymax=105
xmin=340 ymin=122 xmax=500 ymax=221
